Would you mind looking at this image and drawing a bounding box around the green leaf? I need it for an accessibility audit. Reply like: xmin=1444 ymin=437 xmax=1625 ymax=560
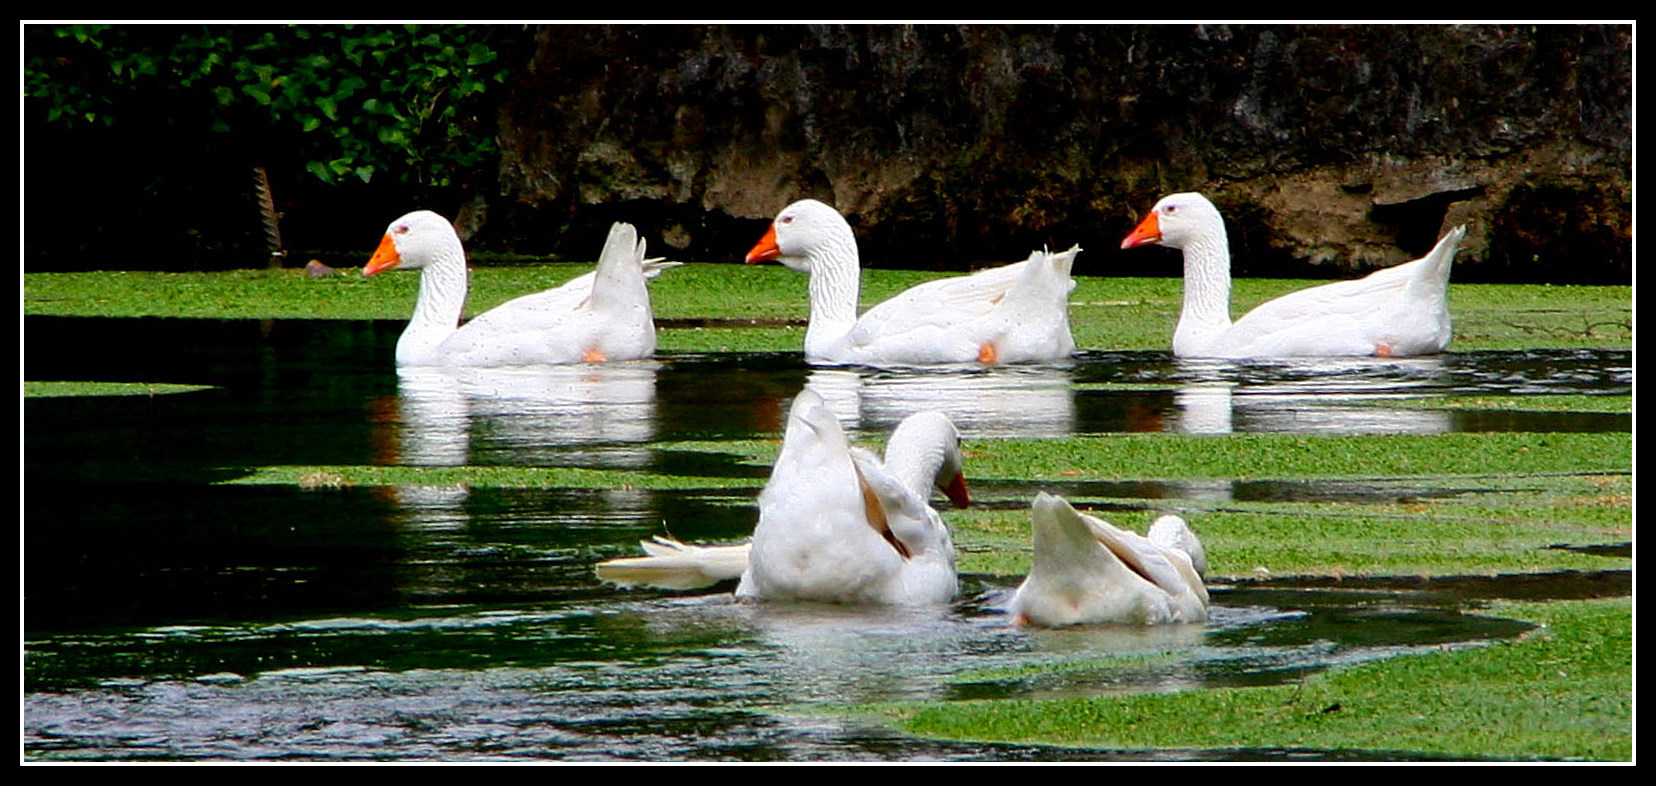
xmin=305 ymin=160 xmax=335 ymax=183
xmin=336 ymin=75 xmax=366 ymax=97
xmin=465 ymin=42 xmax=496 ymax=66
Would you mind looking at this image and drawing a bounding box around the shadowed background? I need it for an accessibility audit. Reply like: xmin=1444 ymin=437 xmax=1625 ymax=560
xmin=24 ymin=23 xmax=1630 ymax=283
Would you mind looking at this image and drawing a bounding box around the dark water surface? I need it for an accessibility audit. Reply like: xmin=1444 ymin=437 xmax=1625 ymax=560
xmin=23 ymin=317 xmax=1631 ymax=761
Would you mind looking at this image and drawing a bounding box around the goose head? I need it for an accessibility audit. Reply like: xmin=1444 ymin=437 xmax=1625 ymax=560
xmin=745 ymin=199 xmax=857 ymax=274
xmin=1120 ymin=192 xmax=1225 ymax=252
xmin=364 ymin=210 xmax=462 ymax=277
xmin=1148 ymin=513 xmax=1207 ymax=577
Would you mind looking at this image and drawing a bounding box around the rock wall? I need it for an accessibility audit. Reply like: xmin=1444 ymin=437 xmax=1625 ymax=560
xmin=493 ymin=23 xmax=1630 ymax=283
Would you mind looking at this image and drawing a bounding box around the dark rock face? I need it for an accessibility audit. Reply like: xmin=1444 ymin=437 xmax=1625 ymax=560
xmin=495 ymin=23 xmax=1629 ymax=283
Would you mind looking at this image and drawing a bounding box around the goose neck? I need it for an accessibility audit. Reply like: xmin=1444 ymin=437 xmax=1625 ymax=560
xmin=399 ymin=246 xmax=470 ymax=359
xmin=802 ymin=236 xmax=861 ymax=354
xmin=883 ymin=435 xmax=948 ymax=502
xmin=1176 ymin=233 xmax=1235 ymax=336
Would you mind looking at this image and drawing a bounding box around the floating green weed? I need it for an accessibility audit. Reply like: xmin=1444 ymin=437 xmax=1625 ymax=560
xmin=231 ymin=463 xmax=768 ymax=492
xmin=24 ymin=381 xmax=215 ymax=397
xmin=22 ymin=267 xmax=1631 ymax=353
xmin=874 ymin=596 xmax=1631 ymax=761
xmin=969 ymin=432 xmax=1630 ymax=482
xmin=1399 ymin=394 xmax=1631 ymax=414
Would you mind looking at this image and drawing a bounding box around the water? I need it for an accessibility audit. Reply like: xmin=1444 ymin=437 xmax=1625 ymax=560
xmin=22 ymin=317 xmax=1630 ymax=761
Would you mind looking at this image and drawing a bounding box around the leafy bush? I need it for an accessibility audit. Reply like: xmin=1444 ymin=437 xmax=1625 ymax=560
xmin=24 ymin=24 xmax=511 ymax=188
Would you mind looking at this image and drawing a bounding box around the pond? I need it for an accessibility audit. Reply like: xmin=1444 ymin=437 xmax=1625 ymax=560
xmin=22 ymin=317 xmax=1631 ymax=761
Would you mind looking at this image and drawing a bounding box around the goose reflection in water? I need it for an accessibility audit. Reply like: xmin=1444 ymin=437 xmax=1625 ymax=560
xmin=385 ymin=362 xmax=662 ymax=468
xmin=1166 ymin=356 xmax=1454 ymax=436
xmin=805 ymin=365 xmax=1078 ymax=440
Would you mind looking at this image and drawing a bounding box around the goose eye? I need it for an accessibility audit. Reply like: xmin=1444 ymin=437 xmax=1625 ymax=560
xmin=1164 ymin=205 xmax=1178 ymax=215
xmin=394 ymin=224 xmax=410 ymax=235
xmin=779 ymin=215 xmax=794 ymax=225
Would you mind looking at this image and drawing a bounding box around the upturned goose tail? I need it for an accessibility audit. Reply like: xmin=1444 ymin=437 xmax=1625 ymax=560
xmin=589 ymin=222 xmax=651 ymax=310
xmin=1406 ymin=224 xmax=1465 ymax=302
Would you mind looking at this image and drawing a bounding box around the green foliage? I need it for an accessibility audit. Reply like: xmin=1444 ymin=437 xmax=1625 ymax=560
xmin=23 ymin=23 xmax=511 ymax=187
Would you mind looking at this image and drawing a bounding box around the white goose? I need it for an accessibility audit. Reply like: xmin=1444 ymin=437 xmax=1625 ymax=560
xmin=596 ymin=388 xmax=970 ymax=606
xmin=364 ymin=210 xmax=672 ymax=366
xmin=1009 ymin=493 xmax=1209 ymax=627
xmin=745 ymin=199 xmax=1080 ymax=366
xmin=1121 ymin=192 xmax=1465 ymax=359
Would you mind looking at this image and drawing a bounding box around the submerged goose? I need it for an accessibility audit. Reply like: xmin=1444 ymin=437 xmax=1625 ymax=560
xmin=746 ymin=199 xmax=1080 ymax=366
xmin=597 ymin=388 xmax=970 ymax=605
xmin=1009 ymin=493 xmax=1209 ymax=627
xmin=1121 ymin=192 xmax=1464 ymax=359
xmin=365 ymin=211 xmax=672 ymax=366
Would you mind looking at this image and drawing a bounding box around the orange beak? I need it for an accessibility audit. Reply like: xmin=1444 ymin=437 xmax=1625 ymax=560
xmin=942 ymin=473 xmax=971 ymax=509
xmin=745 ymin=224 xmax=781 ymax=264
xmin=1120 ymin=211 xmax=1162 ymax=250
xmin=363 ymin=233 xmax=401 ymax=277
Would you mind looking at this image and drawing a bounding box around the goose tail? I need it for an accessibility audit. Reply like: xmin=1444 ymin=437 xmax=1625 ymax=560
xmin=595 ymin=537 xmax=750 ymax=590
xmin=1406 ymin=224 xmax=1465 ymax=301
xmin=641 ymin=259 xmax=683 ymax=280
xmin=590 ymin=222 xmax=650 ymax=309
